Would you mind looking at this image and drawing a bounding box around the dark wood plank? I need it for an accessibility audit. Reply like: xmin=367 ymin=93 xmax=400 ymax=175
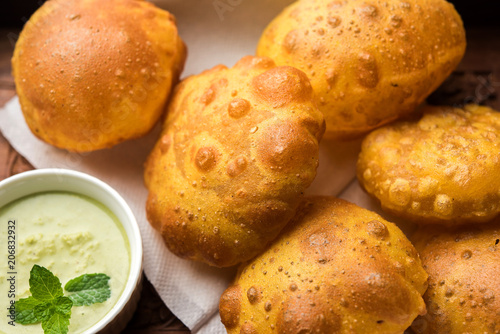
xmin=0 ymin=28 xmax=16 ymax=88
xmin=428 ymin=28 xmax=500 ymax=111
xmin=0 ymin=131 xmax=33 ymax=179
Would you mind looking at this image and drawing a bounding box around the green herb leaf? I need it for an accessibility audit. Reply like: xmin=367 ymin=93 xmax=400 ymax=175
xmin=65 ymin=273 xmax=111 ymax=306
xmin=29 ymin=265 xmax=63 ymax=301
xmin=34 ymin=302 xmax=54 ymax=322
xmin=15 ymin=297 xmax=43 ymax=324
xmin=16 ymin=265 xmax=111 ymax=334
xmin=33 ymin=296 xmax=73 ymax=320
xmin=41 ymin=312 xmax=70 ymax=334
xmin=53 ymin=297 xmax=73 ymax=316
xmin=33 ymin=298 xmax=73 ymax=333
xmin=64 ymin=273 xmax=110 ymax=291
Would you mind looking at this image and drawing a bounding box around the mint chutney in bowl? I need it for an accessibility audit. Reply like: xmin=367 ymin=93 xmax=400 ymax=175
xmin=0 ymin=169 xmax=143 ymax=334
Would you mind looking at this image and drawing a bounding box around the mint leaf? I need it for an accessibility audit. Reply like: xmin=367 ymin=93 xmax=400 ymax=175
xmin=34 ymin=302 xmax=55 ymax=322
xmin=34 ymin=297 xmax=72 ymax=322
xmin=30 ymin=265 xmax=63 ymax=301
xmin=65 ymin=273 xmax=111 ymax=306
xmin=53 ymin=297 xmax=73 ymax=316
xmin=41 ymin=312 xmax=70 ymax=334
xmin=15 ymin=297 xmax=43 ymax=324
xmin=65 ymin=273 xmax=110 ymax=291
xmin=16 ymin=265 xmax=111 ymax=334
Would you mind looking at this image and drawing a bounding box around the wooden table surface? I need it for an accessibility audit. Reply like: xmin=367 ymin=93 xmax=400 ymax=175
xmin=1 ymin=26 xmax=499 ymax=333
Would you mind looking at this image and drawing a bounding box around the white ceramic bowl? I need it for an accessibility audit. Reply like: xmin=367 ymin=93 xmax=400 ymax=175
xmin=0 ymin=168 xmax=143 ymax=334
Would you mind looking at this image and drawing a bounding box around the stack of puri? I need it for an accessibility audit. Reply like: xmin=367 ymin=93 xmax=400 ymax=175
xmin=15 ymin=0 xmax=499 ymax=333
xmin=214 ymin=0 xmax=481 ymax=333
xmin=357 ymin=104 xmax=500 ymax=333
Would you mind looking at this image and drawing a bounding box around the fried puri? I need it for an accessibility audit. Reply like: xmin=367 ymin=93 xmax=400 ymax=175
xmin=12 ymin=0 xmax=186 ymax=152
xmin=144 ymin=56 xmax=325 ymax=267
xmin=257 ymin=0 xmax=466 ymax=140
xmin=411 ymin=221 xmax=500 ymax=333
xmin=219 ymin=196 xmax=428 ymax=333
xmin=357 ymin=105 xmax=500 ymax=225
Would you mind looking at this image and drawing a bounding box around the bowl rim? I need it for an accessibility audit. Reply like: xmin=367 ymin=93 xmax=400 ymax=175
xmin=0 ymin=168 xmax=143 ymax=333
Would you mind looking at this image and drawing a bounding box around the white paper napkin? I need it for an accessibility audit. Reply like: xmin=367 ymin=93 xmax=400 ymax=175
xmin=0 ymin=1 xmax=366 ymax=332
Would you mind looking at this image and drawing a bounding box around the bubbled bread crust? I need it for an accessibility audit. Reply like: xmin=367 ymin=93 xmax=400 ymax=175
xmin=144 ymin=56 xmax=325 ymax=267
xmin=357 ymin=105 xmax=500 ymax=225
xmin=12 ymin=0 xmax=186 ymax=152
xmin=412 ymin=222 xmax=500 ymax=333
xmin=220 ymin=196 xmax=428 ymax=333
xmin=257 ymin=0 xmax=466 ymax=139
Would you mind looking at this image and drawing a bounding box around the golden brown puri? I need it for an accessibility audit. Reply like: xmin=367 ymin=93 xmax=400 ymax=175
xmin=12 ymin=0 xmax=186 ymax=152
xmin=220 ymin=196 xmax=428 ymax=334
xmin=144 ymin=56 xmax=325 ymax=267
xmin=257 ymin=0 xmax=466 ymax=140
xmin=357 ymin=104 xmax=500 ymax=225
xmin=411 ymin=222 xmax=500 ymax=334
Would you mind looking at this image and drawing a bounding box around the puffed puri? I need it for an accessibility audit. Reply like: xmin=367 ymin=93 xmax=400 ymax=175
xmin=411 ymin=221 xmax=500 ymax=333
xmin=12 ymin=0 xmax=186 ymax=152
xmin=144 ymin=56 xmax=326 ymax=267
xmin=219 ymin=196 xmax=428 ymax=333
xmin=357 ymin=104 xmax=500 ymax=225
xmin=257 ymin=0 xmax=466 ymax=140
